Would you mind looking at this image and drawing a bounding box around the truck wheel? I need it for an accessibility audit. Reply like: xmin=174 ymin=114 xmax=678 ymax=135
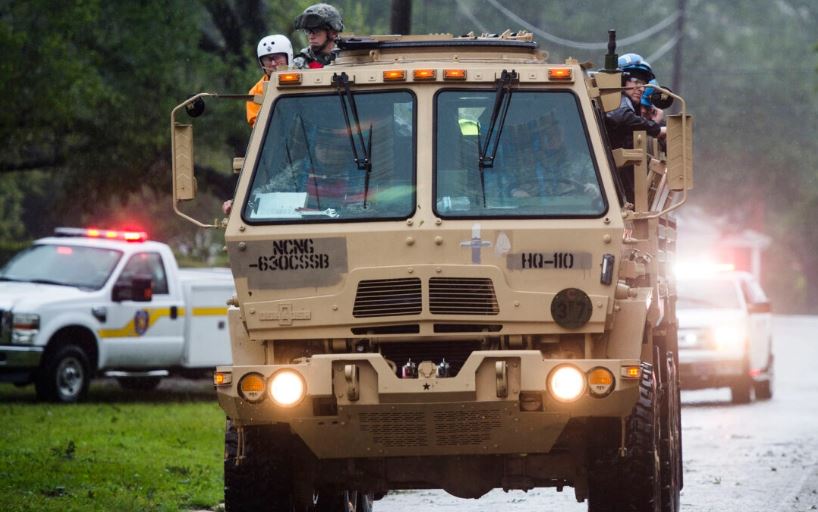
xmin=117 ymin=377 xmax=162 ymax=391
xmin=730 ymin=378 xmax=752 ymax=404
xmin=754 ymin=355 xmax=774 ymax=400
xmin=315 ymin=490 xmax=373 ymax=512
xmin=660 ymin=353 xmax=682 ymax=512
xmin=224 ymin=419 xmax=293 ymax=512
xmin=35 ymin=344 xmax=91 ymax=403
xmin=588 ymin=363 xmax=661 ymax=512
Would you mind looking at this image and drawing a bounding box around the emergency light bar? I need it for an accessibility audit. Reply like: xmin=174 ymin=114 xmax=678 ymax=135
xmin=54 ymin=227 xmax=147 ymax=243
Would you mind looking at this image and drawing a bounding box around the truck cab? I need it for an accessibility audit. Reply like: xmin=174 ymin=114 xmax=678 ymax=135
xmin=172 ymin=32 xmax=693 ymax=511
xmin=0 ymin=227 xmax=234 ymax=402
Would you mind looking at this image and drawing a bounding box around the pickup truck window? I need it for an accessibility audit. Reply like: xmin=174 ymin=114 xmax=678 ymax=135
xmin=116 ymin=252 xmax=169 ymax=294
xmin=0 ymin=244 xmax=122 ymax=290
xmin=434 ymin=90 xmax=605 ymax=218
xmin=243 ymin=91 xmax=416 ymax=223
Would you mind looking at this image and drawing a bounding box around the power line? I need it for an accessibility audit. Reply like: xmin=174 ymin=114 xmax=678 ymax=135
xmin=646 ymin=34 xmax=679 ymax=64
xmin=455 ymin=0 xmax=488 ymax=33
xmin=483 ymin=0 xmax=681 ymax=50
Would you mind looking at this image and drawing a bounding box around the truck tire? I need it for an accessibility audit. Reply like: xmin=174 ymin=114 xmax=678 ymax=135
xmin=224 ymin=419 xmax=293 ymax=512
xmin=35 ymin=344 xmax=91 ymax=403
xmin=588 ymin=363 xmax=662 ymax=512
xmin=660 ymin=353 xmax=682 ymax=512
xmin=315 ymin=490 xmax=373 ymax=512
xmin=730 ymin=378 xmax=752 ymax=404
xmin=117 ymin=377 xmax=162 ymax=391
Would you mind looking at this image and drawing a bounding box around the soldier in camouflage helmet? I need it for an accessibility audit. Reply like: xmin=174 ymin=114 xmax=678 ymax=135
xmin=292 ymin=3 xmax=344 ymax=69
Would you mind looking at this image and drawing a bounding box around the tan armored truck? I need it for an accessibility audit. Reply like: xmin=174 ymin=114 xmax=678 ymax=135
xmin=171 ymin=31 xmax=692 ymax=512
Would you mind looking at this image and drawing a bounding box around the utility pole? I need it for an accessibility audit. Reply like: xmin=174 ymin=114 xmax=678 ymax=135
xmin=390 ymin=0 xmax=412 ymax=35
xmin=671 ymin=0 xmax=687 ymax=94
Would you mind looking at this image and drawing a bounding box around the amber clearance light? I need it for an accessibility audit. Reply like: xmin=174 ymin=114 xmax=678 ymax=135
xmin=443 ymin=69 xmax=467 ymax=80
xmin=413 ymin=69 xmax=437 ymax=81
xmin=278 ymin=72 xmax=302 ymax=85
xmin=383 ymin=70 xmax=407 ymax=81
xmin=548 ymin=68 xmax=573 ymax=81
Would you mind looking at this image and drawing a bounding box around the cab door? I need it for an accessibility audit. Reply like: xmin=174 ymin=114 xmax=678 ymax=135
xmin=101 ymin=252 xmax=185 ymax=368
xmin=740 ymin=276 xmax=773 ymax=374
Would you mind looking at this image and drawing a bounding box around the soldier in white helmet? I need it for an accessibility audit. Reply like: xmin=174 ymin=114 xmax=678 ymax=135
xmin=247 ymin=34 xmax=293 ymax=127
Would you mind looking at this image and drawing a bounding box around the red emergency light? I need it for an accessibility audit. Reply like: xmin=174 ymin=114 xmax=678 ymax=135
xmin=54 ymin=227 xmax=148 ymax=243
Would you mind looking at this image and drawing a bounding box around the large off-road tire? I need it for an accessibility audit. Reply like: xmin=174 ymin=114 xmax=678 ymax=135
xmin=588 ymin=363 xmax=662 ymax=512
xmin=659 ymin=352 xmax=682 ymax=512
xmin=117 ymin=376 xmax=162 ymax=391
xmin=314 ymin=490 xmax=373 ymax=512
xmin=35 ymin=343 xmax=91 ymax=403
xmin=224 ymin=419 xmax=293 ymax=512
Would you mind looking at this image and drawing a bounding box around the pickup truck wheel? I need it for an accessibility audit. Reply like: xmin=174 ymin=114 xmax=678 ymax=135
xmin=588 ymin=363 xmax=662 ymax=512
xmin=117 ymin=377 xmax=162 ymax=391
xmin=224 ymin=420 xmax=292 ymax=512
xmin=730 ymin=378 xmax=752 ymax=404
xmin=35 ymin=344 xmax=91 ymax=403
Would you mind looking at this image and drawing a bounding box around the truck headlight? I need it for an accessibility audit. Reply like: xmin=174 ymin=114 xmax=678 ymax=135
xmin=12 ymin=313 xmax=40 ymax=344
xmin=714 ymin=325 xmax=745 ymax=352
xmin=547 ymin=365 xmax=586 ymax=402
xmin=269 ymin=370 xmax=306 ymax=407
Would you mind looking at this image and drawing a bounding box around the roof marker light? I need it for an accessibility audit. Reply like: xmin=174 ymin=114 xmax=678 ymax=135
xmin=548 ymin=68 xmax=573 ymax=80
xmin=278 ymin=72 xmax=302 ymax=85
xmin=383 ymin=70 xmax=407 ymax=81
xmin=443 ymin=69 xmax=467 ymax=80
xmin=412 ymin=69 xmax=436 ymax=81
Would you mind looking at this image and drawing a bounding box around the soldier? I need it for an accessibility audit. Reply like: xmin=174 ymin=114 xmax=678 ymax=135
xmin=292 ymin=3 xmax=344 ymax=69
xmin=247 ymin=34 xmax=293 ymax=127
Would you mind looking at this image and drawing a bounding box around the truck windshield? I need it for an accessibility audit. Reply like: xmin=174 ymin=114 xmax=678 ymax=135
xmin=0 ymin=244 xmax=122 ymax=290
xmin=677 ymin=278 xmax=742 ymax=310
xmin=434 ymin=90 xmax=605 ymax=218
xmin=244 ymin=91 xmax=415 ymax=223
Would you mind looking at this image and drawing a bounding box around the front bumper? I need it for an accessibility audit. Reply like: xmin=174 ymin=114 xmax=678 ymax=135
xmin=0 ymin=345 xmax=44 ymax=383
xmin=678 ymin=350 xmax=746 ymax=390
xmin=217 ymin=351 xmax=640 ymax=459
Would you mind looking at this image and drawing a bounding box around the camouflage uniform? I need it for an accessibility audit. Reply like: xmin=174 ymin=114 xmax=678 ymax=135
xmin=292 ymin=46 xmax=339 ymax=69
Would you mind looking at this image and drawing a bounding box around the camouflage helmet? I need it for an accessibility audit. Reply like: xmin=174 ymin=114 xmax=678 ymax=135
xmin=294 ymin=3 xmax=344 ymax=32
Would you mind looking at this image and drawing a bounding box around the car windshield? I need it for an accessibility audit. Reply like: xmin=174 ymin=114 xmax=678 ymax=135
xmin=0 ymin=244 xmax=122 ymax=290
xmin=434 ymin=90 xmax=605 ymax=218
xmin=244 ymin=91 xmax=415 ymax=223
xmin=677 ymin=278 xmax=742 ymax=309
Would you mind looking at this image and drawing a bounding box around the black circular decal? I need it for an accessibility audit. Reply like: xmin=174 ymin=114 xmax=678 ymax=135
xmin=551 ymin=288 xmax=593 ymax=329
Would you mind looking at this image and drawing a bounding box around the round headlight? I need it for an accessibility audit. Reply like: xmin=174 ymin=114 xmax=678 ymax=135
xmin=238 ymin=373 xmax=266 ymax=403
xmin=587 ymin=367 xmax=615 ymax=398
xmin=547 ymin=365 xmax=586 ymax=402
xmin=269 ymin=370 xmax=306 ymax=407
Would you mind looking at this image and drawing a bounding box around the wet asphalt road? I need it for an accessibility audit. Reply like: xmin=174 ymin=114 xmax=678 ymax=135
xmin=378 ymin=315 xmax=818 ymax=511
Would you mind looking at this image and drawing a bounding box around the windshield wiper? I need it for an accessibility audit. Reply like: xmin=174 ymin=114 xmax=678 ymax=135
xmin=477 ymin=69 xmax=518 ymax=206
xmin=0 ymin=276 xmax=23 ymax=282
xmin=27 ymin=278 xmax=75 ymax=287
xmin=333 ymin=72 xmax=373 ymax=208
xmin=296 ymin=115 xmax=322 ymax=209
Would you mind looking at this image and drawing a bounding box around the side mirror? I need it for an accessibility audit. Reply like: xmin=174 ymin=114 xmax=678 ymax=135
xmin=112 ymin=277 xmax=153 ymax=302
xmin=172 ymin=123 xmax=196 ymax=201
xmin=666 ymin=114 xmax=694 ymax=191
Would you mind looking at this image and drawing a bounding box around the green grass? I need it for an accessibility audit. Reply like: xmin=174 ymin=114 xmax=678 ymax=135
xmin=0 ymin=379 xmax=225 ymax=512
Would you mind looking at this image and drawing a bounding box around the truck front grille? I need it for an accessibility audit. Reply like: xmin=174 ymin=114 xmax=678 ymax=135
xmin=359 ymin=411 xmax=428 ymax=448
xmin=358 ymin=407 xmax=504 ymax=449
xmin=353 ymin=278 xmax=422 ymax=318
xmin=429 ymin=277 xmax=499 ymax=315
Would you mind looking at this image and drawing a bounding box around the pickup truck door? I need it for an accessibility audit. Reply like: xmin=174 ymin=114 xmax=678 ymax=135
xmin=101 ymin=252 xmax=185 ymax=368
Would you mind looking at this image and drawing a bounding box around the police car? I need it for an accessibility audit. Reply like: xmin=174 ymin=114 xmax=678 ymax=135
xmin=676 ymin=267 xmax=774 ymax=403
xmin=0 ymin=228 xmax=234 ymax=402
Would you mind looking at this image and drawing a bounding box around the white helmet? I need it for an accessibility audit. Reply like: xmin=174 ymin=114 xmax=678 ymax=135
xmin=256 ymin=35 xmax=293 ymax=72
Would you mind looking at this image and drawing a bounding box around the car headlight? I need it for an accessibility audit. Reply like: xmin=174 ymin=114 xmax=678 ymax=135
xmin=269 ymin=370 xmax=307 ymax=407
xmin=714 ymin=325 xmax=745 ymax=352
xmin=547 ymin=365 xmax=586 ymax=402
xmin=12 ymin=313 xmax=40 ymax=344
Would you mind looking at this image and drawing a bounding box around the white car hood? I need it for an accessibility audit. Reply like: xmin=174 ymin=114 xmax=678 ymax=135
xmin=0 ymin=282 xmax=94 ymax=311
xmin=677 ymin=307 xmax=746 ymax=329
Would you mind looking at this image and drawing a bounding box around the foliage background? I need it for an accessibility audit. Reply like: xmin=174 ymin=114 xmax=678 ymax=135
xmin=1 ymin=0 xmax=817 ymax=310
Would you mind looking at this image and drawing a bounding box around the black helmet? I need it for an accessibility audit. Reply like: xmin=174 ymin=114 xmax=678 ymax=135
xmin=294 ymin=3 xmax=344 ymax=32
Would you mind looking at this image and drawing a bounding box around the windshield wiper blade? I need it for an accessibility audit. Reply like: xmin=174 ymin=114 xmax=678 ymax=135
xmin=296 ymin=115 xmax=321 ymax=209
xmin=333 ymin=72 xmax=373 ymax=208
xmin=27 ymin=278 xmax=74 ymax=287
xmin=477 ymin=69 xmax=518 ymax=206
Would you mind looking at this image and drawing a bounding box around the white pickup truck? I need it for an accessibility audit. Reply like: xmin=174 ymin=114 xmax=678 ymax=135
xmin=0 ymin=227 xmax=234 ymax=402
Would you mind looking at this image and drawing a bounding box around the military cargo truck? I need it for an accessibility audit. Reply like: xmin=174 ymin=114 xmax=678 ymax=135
xmin=171 ymin=31 xmax=692 ymax=512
